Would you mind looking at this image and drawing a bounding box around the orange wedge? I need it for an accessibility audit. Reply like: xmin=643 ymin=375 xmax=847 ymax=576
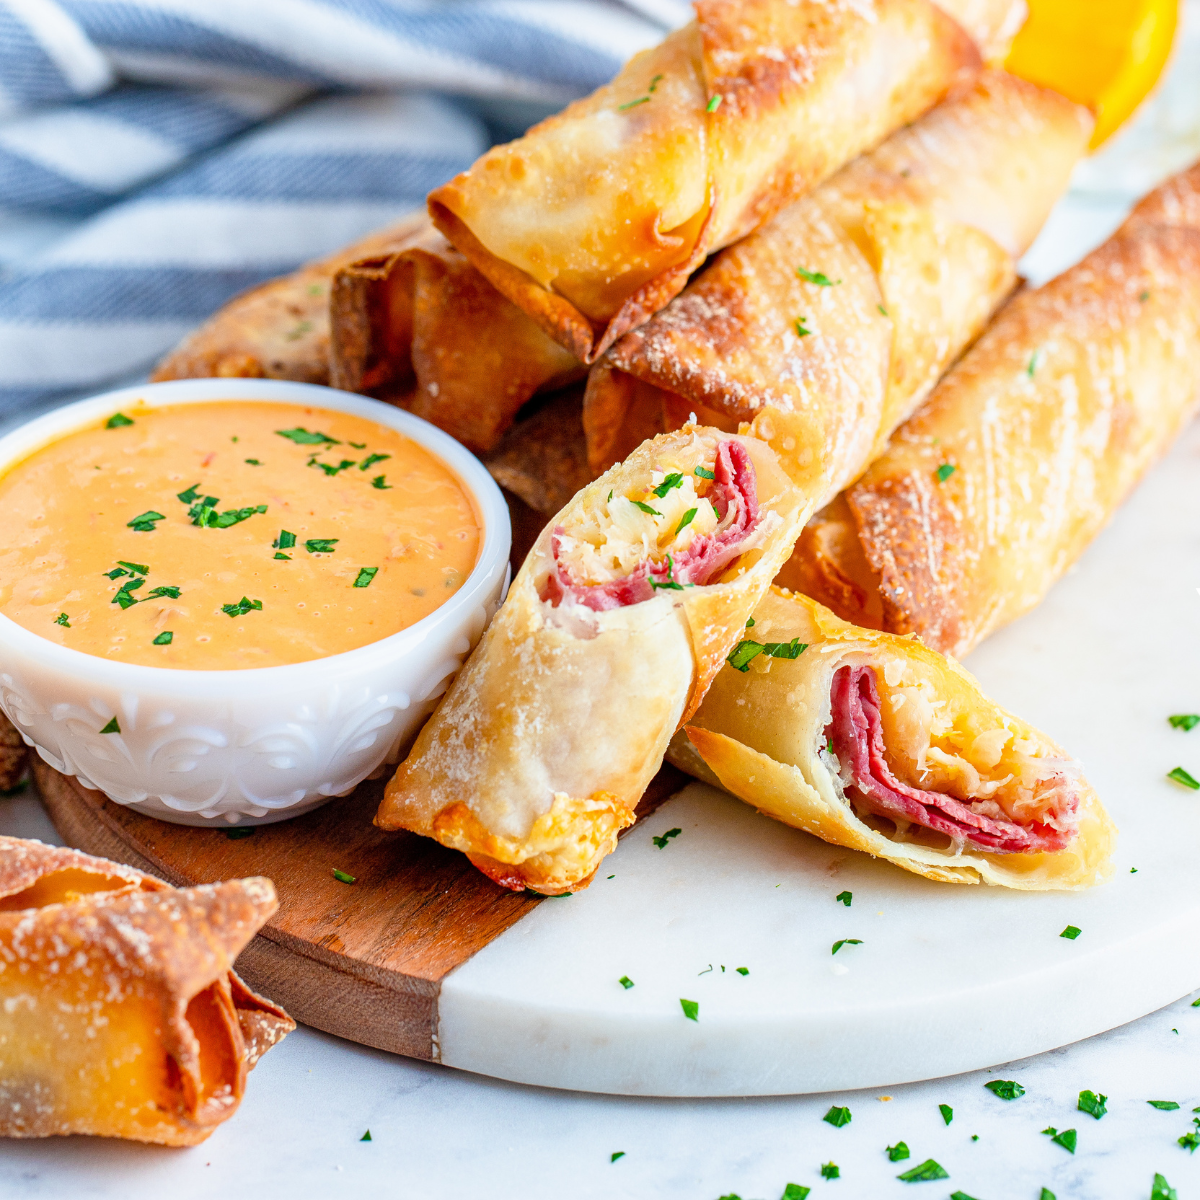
xmin=1004 ymin=0 xmax=1179 ymax=147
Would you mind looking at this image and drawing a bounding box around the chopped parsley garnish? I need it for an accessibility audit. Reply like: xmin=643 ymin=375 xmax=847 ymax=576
xmin=1041 ymin=1126 xmax=1076 ymax=1153
xmin=619 ymin=976 xmax=634 ymax=989
xmin=878 ymin=304 xmax=889 ymax=316
xmin=794 ymin=317 xmax=812 ymax=337
xmin=348 ymin=440 xmax=365 ymax=448
xmin=277 ymin=427 xmax=338 ymax=445
xmin=332 ymin=869 xmax=356 ymax=884
xmin=836 ymin=890 xmax=852 ymax=906
xmin=618 ymin=95 xmax=650 ymax=110
xmin=632 ymin=499 xmax=662 ymax=516
xmin=1148 ymin=1101 xmax=1181 ymax=1110
xmin=745 ymin=616 xmax=755 ymax=627
xmin=1139 ymin=290 xmax=1151 ymax=302
xmin=221 ymin=596 xmax=263 ymax=618
xmin=694 ymin=465 xmax=716 ymax=480
xmin=189 ymin=500 xmax=268 ymax=528
xmin=820 ymin=1163 xmax=839 ymax=1180
xmin=675 ymin=507 xmax=698 ymax=535
xmin=361 ymin=1130 xmax=372 ymax=1142
xmin=1060 ymin=925 xmax=1082 ymax=939
xmin=153 ymin=631 xmax=173 ymax=646
xmin=782 ymin=1186 xmax=809 ymax=1200
xmin=371 ymin=475 xmax=393 ymax=489
xmin=1041 ymin=1190 xmax=1056 ymax=1200
xmin=939 ymin=1104 xmax=953 ymax=1125
xmin=54 ymin=612 xmax=70 ymax=627
xmin=274 ymin=553 xmax=291 ymax=560
xmin=887 ymin=1142 xmax=910 ymax=1162
xmin=309 ymin=456 xmax=356 ymax=476
xmin=680 ymin=998 xmax=699 ymax=1021
xmin=736 ymin=966 xmax=749 ymax=975
xmin=353 ymin=567 xmax=378 ymax=588
xmin=1027 ymin=348 xmax=1044 ymax=376
xmin=610 ymin=1151 xmax=625 ymax=1161
xmin=831 ymin=939 xmax=862 ymax=955
xmin=823 ymin=1106 xmax=851 ymax=1127
xmin=359 ymin=453 xmax=390 ymax=471
xmin=105 ymin=412 xmax=134 ymax=429
xmin=225 ymin=827 xmax=254 ymax=840
xmin=305 ymin=538 xmax=339 ymax=554
xmin=726 ymin=637 xmax=808 ymax=671
xmin=104 ymin=568 xmax=128 ymax=579
xmin=706 ymin=94 xmax=722 ymax=112
xmin=1168 ymin=766 xmax=1199 ymax=789
xmin=796 ymin=267 xmax=840 ymax=287
xmin=1150 ymin=1176 xmax=1177 ymax=1200
xmin=1179 ymin=1131 xmax=1200 ymax=1152
xmin=897 ymin=1159 xmax=949 ymax=1181
xmin=118 ymin=560 xmax=149 ymax=575
xmin=100 ymin=717 xmax=120 ymax=734
xmin=145 ymin=586 xmax=181 ymax=600
xmin=935 ymin=463 xmax=956 ymax=483
xmin=649 ymin=73 xmax=662 ymax=91
xmin=652 ymin=472 xmax=684 ymax=498
xmin=652 ymin=827 xmax=682 ymax=848
xmin=177 ymin=483 xmax=201 ymax=504
xmin=127 ymin=510 xmax=165 ymax=532
xmin=984 ymin=1079 xmax=1025 ymax=1100
xmin=1078 ymin=1090 xmax=1107 ymax=1119
xmin=949 ymin=1193 xmax=980 ymax=1200
xmin=1169 ymin=714 xmax=1200 ymax=730
xmin=244 ymin=458 xmax=262 ymax=465
xmin=274 ymin=530 xmax=297 ymax=550
xmin=112 ymin=577 xmax=146 ymax=607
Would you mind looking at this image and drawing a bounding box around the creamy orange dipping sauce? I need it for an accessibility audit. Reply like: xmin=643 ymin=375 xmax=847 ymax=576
xmin=0 ymin=401 xmax=481 ymax=669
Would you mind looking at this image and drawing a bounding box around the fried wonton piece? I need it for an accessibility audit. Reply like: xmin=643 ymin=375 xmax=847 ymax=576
xmin=0 ymin=837 xmax=292 ymax=1145
xmin=0 ymin=713 xmax=26 ymax=793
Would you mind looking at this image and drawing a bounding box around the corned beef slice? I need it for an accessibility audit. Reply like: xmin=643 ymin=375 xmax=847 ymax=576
xmin=544 ymin=439 xmax=761 ymax=612
xmin=826 ymin=665 xmax=1073 ymax=854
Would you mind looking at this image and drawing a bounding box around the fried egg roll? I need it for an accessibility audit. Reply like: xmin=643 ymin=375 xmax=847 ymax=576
xmin=329 ymin=227 xmax=582 ymax=454
xmin=430 ymin=0 xmax=1022 ymax=362
xmin=675 ymin=589 xmax=1114 ymax=888
xmin=0 ymin=838 xmax=292 ymax=1145
xmin=377 ymin=426 xmax=804 ymax=893
xmin=585 ymin=71 xmax=1091 ymax=489
xmin=781 ymin=160 xmax=1200 ymax=656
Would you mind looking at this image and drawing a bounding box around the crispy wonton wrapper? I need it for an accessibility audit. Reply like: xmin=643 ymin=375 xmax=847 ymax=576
xmin=0 ymin=837 xmax=292 ymax=1145
xmin=585 ymin=71 xmax=1091 ymax=487
xmin=0 ymin=713 xmax=26 ymax=793
xmin=673 ymin=590 xmax=1115 ymax=888
xmin=377 ymin=426 xmax=804 ymax=893
xmin=429 ymin=0 xmax=1021 ymax=362
xmin=781 ymin=160 xmax=1200 ymax=656
xmin=329 ymin=227 xmax=582 ymax=453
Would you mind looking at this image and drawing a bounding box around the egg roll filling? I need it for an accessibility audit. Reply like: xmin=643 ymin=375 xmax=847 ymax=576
xmin=825 ymin=665 xmax=1079 ymax=854
xmin=543 ymin=438 xmax=762 ymax=611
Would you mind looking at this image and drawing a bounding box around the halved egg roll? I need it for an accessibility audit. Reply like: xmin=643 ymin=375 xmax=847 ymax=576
xmin=584 ymin=70 xmax=1092 ymax=489
xmin=781 ymin=160 xmax=1200 ymax=656
xmin=377 ymin=426 xmax=804 ymax=893
xmin=0 ymin=838 xmax=293 ymax=1145
xmin=676 ymin=589 xmax=1115 ymax=888
xmin=329 ymin=227 xmax=582 ymax=454
xmin=152 ymin=212 xmax=428 ymax=385
xmin=430 ymin=0 xmax=1017 ymax=362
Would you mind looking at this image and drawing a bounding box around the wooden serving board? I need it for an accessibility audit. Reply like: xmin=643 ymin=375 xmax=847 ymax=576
xmin=31 ymin=756 xmax=685 ymax=1060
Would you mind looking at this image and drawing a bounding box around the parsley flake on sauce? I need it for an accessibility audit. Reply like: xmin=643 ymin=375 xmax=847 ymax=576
xmin=274 ymin=553 xmax=291 ymax=560
xmin=118 ymin=560 xmax=149 ymax=575
xmin=127 ymin=510 xmax=165 ymax=532
xmin=897 ymin=1159 xmax=949 ymax=1182
xmin=820 ymin=1163 xmax=839 ymax=1180
xmin=309 ymin=456 xmax=356 ymax=476
xmin=277 ymin=427 xmax=339 ymax=445
xmin=935 ymin=463 xmax=956 ymax=483
xmin=274 ymin=531 xmax=297 ymax=550
xmin=372 ymin=475 xmax=393 ymax=489
xmin=632 ymin=499 xmax=662 ymax=516
xmin=153 ymin=632 xmax=173 ymax=646
xmin=146 ymin=586 xmax=181 ymax=600
xmin=305 ymin=538 xmax=339 ymax=554
xmin=823 ymin=1106 xmax=851 ymax=1127
xmin=100 ymin=717 xmax=120 ymax=734
xmin=353 ymin=567 xmax=378 ymax=588
xmin=1042 ymin=1126 xmax=1077 ymax=1153
xmin=694 ymin=465 xmax=716 ymax=480
xmin=680 ymin=998 xmax=699 ymax=1021
xmin=1167 ymin=766 xmax=1199 ymax=789
xmin=359 ymin=452 xmax=390 ymax=470
xmin=652 ymin=827 xmax=682 ymax=848
xmin=619 ymin=976 xmax=634 ymax=990
xmin=887 ymin=1142 xmax=910 ymax=1162
xmin=105 ymin=412 xmax=134 ymax=429
xmin=112 ymin=577 xmax=146 ymax=607
xmin=831 ymin=939 xmax=862 ymax=955
xmin=1078 ymin=1090 xmax=1108 ymax=1119
xmin=221 ymin=596 xmax=262 ymax=618
xmin=1061 ymin=925 xmax=1082 ymax=940
xmin=244 ymin=458 xmax=262 ymax=466
xmin=796 ymin=266 xmax=841 ymax=287
xmin=176 ymin=484 xmax=201 ymax=504
xmin=836 ymin=890 xmax=852 ymax=906
xmin=794 ymin=317 xmax=812 ymax=337
xmin=1169 ymin=714 xmax=1200 ymax=731
xmin=1148 ymin=1101 xmax=1180 ymax=1110
xmin=332 ymin=869 xmax=356 ymax=884
xmin=939 ymin=1104 xmax=953 ymax=1125
xmin=706 ymin=94 xmax=722 ymax=112
xmin=54 ymin=613 xmax=70 ymax=627
xmin=652 ymin=472 xmax=684 ymax=497
xmin=984 ymin=1079 xmax=1025 ymax=1100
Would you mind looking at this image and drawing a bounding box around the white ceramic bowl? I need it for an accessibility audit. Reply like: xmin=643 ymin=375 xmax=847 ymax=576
xmin=0 ymin=379 xmax=510 ymax=825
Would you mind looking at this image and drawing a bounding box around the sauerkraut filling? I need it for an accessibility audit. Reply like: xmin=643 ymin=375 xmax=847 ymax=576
xmin=824 ymin=663 xmax=1080 ymax=854
xmin=543 ymin=438 xmax=763 ymax=611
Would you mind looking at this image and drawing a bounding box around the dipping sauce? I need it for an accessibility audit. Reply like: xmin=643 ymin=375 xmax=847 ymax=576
xmin=0 ymin=401 xmax=481 ymax=669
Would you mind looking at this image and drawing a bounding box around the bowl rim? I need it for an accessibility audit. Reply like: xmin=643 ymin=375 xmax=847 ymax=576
xmin=0 ymin=378 xmax=511 ymax=696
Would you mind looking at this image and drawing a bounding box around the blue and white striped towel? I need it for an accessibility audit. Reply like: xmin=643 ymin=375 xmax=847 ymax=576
xmin=0 ymin=0 xmax=692 ymax=421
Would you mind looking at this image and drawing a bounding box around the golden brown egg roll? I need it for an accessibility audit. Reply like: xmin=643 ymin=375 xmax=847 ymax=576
xmin=152 ymin=213 xmax=428 ymax=384
xmin=328 ymin=228 xmax=583 ymax=454
xmin=584 ymin=70 xmax=1092 ymax=489
xmin=781 ymin=160 xmax=1200 ymax=656
xmin=0 ymin=838 xmax=293 ymax=1145
xmin=674 ymin=589 xmax=1115 ymax=888
xmin=376 ymin=426 xmax=804 ymax=894
xmin=429 ymin=0 xmax=1018 ymax=363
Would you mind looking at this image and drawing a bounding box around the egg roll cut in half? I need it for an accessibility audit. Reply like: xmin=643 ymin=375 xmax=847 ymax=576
xmin=153 ymin=212 xmax=428 ymax=385
xmin=377 ymin=426 xmax=804 ymax=893
xmin=328 ymin=227 xmax=583 ymax=454
xmin=430 ymin=0 xmax=1010 ymax=363
xmin=0 ymin=837 xmax=293 ymax=1145
xmin=781 ymin=159 xmax=1200 ymax=657
xmin=676 ymin=590 xmax=1115 ymax=888
xmin=585 ymin=70 xmax=1092 ymax=483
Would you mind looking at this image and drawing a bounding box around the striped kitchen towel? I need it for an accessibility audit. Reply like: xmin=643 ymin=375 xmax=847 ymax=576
xmin=0 ymin=0 xmax=691 ymax=421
